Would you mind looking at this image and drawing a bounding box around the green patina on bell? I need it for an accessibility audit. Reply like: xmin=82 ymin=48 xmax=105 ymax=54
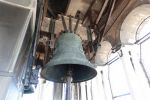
xmin=41 ymin=33 xmax=97 ymax=83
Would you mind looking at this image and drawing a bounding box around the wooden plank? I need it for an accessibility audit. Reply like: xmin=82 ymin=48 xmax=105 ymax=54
xmin=43 ymin=0 xmax=49 ymax=17
xmin=103 ymin=0 xmax=130 ymax=34
xmin=66 ymin=0 xmax=92 ymax=17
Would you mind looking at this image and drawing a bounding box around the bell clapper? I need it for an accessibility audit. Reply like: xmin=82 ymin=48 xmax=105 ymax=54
xmin=66 ymin=67 xmax=73 ymax=100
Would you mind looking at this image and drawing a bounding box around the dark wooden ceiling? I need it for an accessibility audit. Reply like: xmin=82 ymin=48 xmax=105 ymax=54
xmin=46 ymin=0 xmax=149 ymax=47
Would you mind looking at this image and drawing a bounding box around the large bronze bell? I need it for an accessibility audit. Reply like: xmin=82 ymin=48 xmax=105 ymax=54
xmin=41 ymin=33 xmax=97 ymax=83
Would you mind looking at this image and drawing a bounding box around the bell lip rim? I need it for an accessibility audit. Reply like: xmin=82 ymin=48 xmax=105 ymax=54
xmin=41 ymin=74 xmax=97 ymax=83
xmin=41 ymin=64 xmax=97 ymax=83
